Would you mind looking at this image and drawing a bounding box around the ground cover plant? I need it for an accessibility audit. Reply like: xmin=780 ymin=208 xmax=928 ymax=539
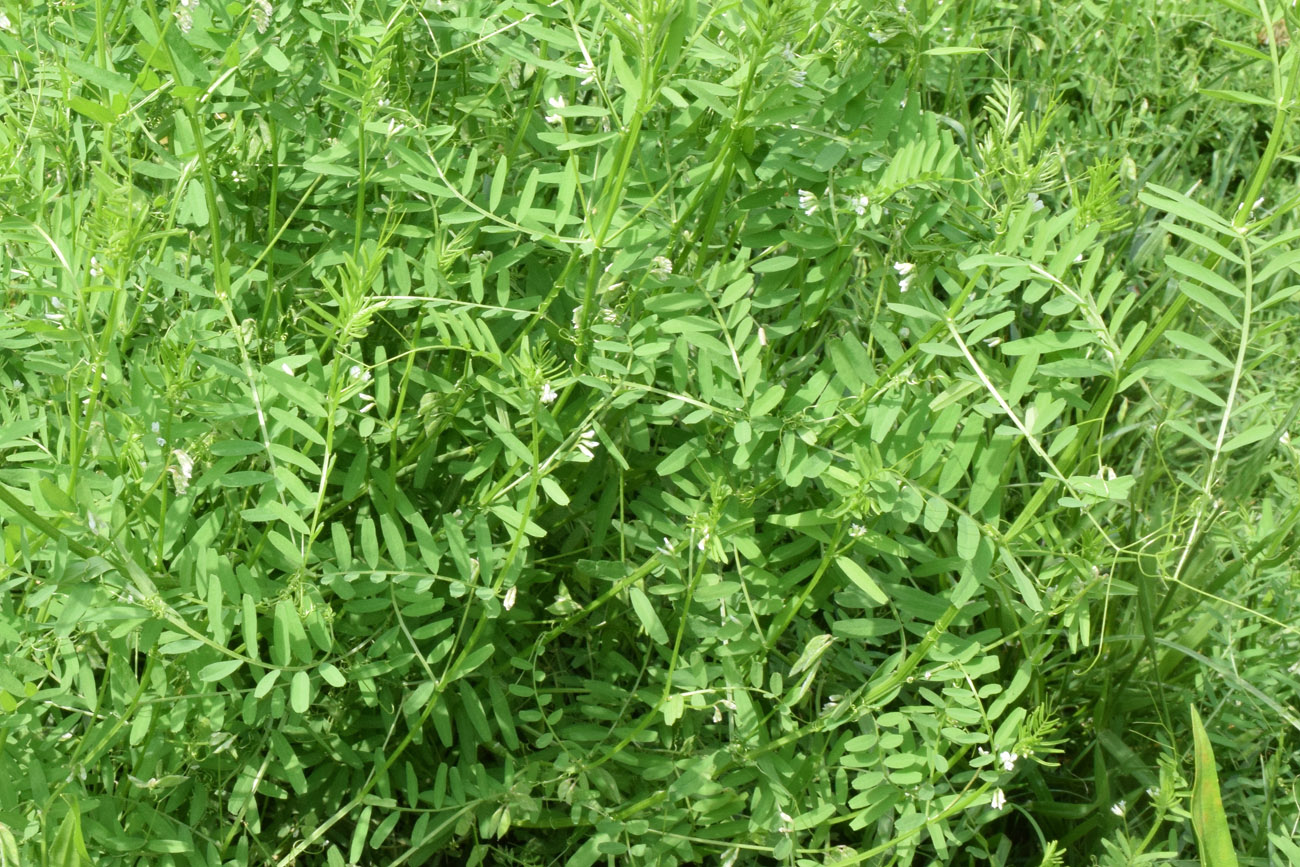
xmin=2 ymin=0 xmax=1300 ymax=864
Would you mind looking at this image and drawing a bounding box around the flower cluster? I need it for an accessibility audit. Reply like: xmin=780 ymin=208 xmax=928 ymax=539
xmin=893 ymin=261 xmax=915 ymax=292
xmin=576 ymin=429 xmax=598 ymax=460
xmin=797 ymin=189 xmax=819 ymax=217
xmin=544 ymin=96 xmax=565 ymax=124
xmin=252 ymin=0 xmax=273 ymax=33
xmin=175 ymin=0 xmax=195 ymax=33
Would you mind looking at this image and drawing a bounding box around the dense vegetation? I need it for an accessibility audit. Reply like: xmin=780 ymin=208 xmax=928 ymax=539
xmin=1 ymin=0 xmax=1299 ymax=864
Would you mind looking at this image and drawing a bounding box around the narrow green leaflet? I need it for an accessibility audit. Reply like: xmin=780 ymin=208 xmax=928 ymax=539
xmin=1190 ymin=706 xmax=1240 ymax=867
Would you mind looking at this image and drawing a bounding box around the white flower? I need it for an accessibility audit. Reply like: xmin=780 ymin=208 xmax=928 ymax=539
xmin=280 ymin=363 xmax=293 ymax=375
xmin=151 ymin=421 xmax=161 ymax=434
xmin=990 ymin=789 xmax=1006 ymax=810
xmin=0 ymin=11 xmax=11 ymax=31
xmin=539 ymin=382 xmax=558 ymax=405
xmin=869 ymin=30 xmax=888 ymax=43
xmin=175 ymin=5 xmax=193 ymax=32
xmin=1111 ymin=800 xmax=1126 ymax=817
xmin=893 ymin=261 xmax=915 ymax=292
xmin=1146 ymin=787 xmax=1160 ymax=799
xmin=758 ymin=326 xmax=767 ymax=347
xmin=782 ymin=44 xmax=798 ymax=63
xmin=169 ymin=449 xmax=194 ymax=495
xmin=657 ymin=536 xmax=675 ymax=556
xmin=790 ymin=69 xmax=806 ymax=88
xmin=777 ymin=810 xmax=794 ymax=833
xmin=1028 ymin=192 xmax=1045 ymax=212
xmin=503 ymin=585 xmax=517 ymax=611
xmin=850 ymin=194 xmax=870 ymax=216
xmin=357 ymin=393 xmax=374 ymax=414
xmin=544 ymin=95 xmax=566 ymax=124
xmin=1280 ymin=431 xmax=1291 ymax=445
xmin=697 ymin=528 xmax=710 ymax=551
xmin=650 ymin=256 xmax=673 ymax=278
xmin=797 ymin=189 xmax=819 ymax=216
xmin=576 ymin=429 xmax=598 ymax=460
xmin=89 ymin=256 xmax=103 ymax=278
xmin=576 ymin=60 xmax=596 ymax=85
xmin=156 ymin=436 xmax=167 ymax=447
xmin=849 ymin=523 xmax=867 ymax=538
xmin=998 ymin=750 xmax=1018 ymax=772
xmin=252 ymin=0 xmax=273 ymax=33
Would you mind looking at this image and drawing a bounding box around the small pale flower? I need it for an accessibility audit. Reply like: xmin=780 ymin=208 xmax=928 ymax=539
xmin=89 ymin=256 xmax=103 ymax=278
xmin=175 ymin=5 xmax=193 ymax=32
xmin=252 ymin=0 xmax=273 ymax=33
xmin=1280 ymin=431 xmax=1290 ymax=445
xmin=697 ymin=527 xmax=710 ymax=551
xmin=151 ymin=421 xmax=161 ymax=434
xmin=850 ymin=194 xmax=870 ymax=216
xmin=280 ymin=363 xmax=293 ymax=376
xmin=650 ymin=256 xmax=673 ymax=278
xmin=712 ymin=704 xmax=723 ymax=723
xmin=576 ymin=60 xmax=596 ymax=85
xmin=576 ymin=429 xmax=598 ymax=460
xmin=777 ymin=810 xmax=794 ymax=833
xmin=990 ymin=789 xmax=1007 ymax=810
xmin=758 ymin=326 xmax=768 ymax=347
xmin=1110 ymin=800 xmax=1126 ymax=817
xmin=502 ymin=585 xmax=517 ymax=611
xmin=539 ymin=382 xmax=558 ymax=405
xmin=1145 ymin=786 xmax=1159 ymax=799
xmin=797 ymin=189 xmax=819 ymax=216
xmin=790 ymin=68 xmax=806 ymax=88
xmin=1028 ymin=192 xmax=1045 ymax=212
xmin=544 ymin=95 xmax=566 ymax=124
xmin=782 ymin=44 xmax=798 ymax=63
xmin=893 ymin=261 xmax=915 ymax=292
xmin=657 ymin=536 xmax=675 ymax=556
xmin=156 ymin=436 xmax=167 ymax=447
xmin=849 ymin=523 xmax=867 ymax=538
xmin=358 ymin=393 xmax=374 ymax=414
xmin=998 ymin=750 xmax=1018 ymax=772
xmin=0 ymin=11 xmax=11 ymax=31
xmin=169 ymin=449 xmax=194 ymax=495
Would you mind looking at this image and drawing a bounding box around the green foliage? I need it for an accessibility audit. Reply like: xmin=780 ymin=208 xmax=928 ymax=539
xmin=1 ymin=0 xmax=1299 ymax=864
